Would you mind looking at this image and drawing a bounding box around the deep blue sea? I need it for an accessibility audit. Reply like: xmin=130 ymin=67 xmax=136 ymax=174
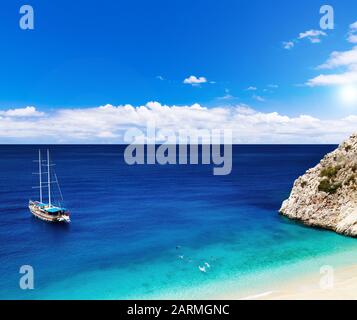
xmin=1 ymin=145 xmax=357 ymax=300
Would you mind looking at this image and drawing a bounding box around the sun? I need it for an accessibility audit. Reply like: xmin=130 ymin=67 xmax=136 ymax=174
xmin=339 ymin=85 xmax=357 ymax=105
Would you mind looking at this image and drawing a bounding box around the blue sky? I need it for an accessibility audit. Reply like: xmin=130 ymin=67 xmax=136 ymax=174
xmin=0 ymin=0 xmax=357 ymax=143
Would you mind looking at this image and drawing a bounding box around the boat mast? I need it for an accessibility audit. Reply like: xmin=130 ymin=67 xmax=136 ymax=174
xmin=39 ymin=150 xmax=43 ymax=203
xmin=47 ymin=149 xmax=51 ymax=207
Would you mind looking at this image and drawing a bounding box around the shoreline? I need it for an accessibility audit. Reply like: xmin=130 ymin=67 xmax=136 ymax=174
xmin=218 ymin=264 xmax=357 ymax=300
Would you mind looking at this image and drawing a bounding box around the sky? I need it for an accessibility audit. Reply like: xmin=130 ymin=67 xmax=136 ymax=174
xmin=1 ymin=0 xmax=357 ymax=143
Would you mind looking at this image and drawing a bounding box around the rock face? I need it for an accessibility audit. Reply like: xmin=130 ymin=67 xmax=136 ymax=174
xmin=280 ymin=133 xmax=357 ymax=237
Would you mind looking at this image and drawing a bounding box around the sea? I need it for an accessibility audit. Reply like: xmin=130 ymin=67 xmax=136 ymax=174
xmin=1 ymin=145 xmax=357 ymax=299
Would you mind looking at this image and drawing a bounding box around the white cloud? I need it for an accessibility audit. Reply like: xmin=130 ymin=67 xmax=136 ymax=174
xmin=283 ymin=29 xmax=327 ymax=50
xmin=298 ymin=29 xmax=327 ymax=43
xmin=218 ymin=94 xmax=234 ymax=100
xmin=283 ymin=41 xmax=294 ymax=50
xmin=307 ymin=46 xmax=357 ymax=86
xmin=318 ymin=46 xmax=357 ymax=69
xmin=307 ymin=67 xmax=357 ymax=87
xmin=183 ymin=75 xmax=208 ymax=86
xmin=0 ymin=106 xmax=44 ymax=117
xmin=348 ymin=21 xmax=357 ymax=43
xmin=0 ymin=102 xmax=355 ymax=144
xmin=348 ymin=35 xmax=357 ymax=44
xmin=253 ymin=95 xmax=265 ymax=102
xmin=97 ymin=131 xmax=118 ymax=138
xmin=217 ymin=89 xmax=235 ymax=100
xmin=246 ymin=86 xmax=257 ymax=91
xmin=235 ymin=105 xmax=256 ymax=115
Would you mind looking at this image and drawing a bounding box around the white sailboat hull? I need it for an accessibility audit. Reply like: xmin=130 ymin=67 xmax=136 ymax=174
xmin=29 ymin=201 xmax=71 ymax=223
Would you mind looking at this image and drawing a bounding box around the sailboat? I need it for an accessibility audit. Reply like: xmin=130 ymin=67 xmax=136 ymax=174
xmin=29 ymin=150 xmax=71 ymax=223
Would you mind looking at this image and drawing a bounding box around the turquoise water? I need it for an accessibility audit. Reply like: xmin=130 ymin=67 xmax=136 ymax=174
xmin=0 ymin=145 xmax=357 ymax=299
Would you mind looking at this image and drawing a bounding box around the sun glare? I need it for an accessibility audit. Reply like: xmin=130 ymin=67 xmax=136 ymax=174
xmin=339 ymin=85 xmax=357 ymax=105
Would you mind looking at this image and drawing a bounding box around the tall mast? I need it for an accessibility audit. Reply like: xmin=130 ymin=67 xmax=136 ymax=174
xmin=39 ymin=150 xmax=42 ymax=203
xmin=47 ymin=149 xmax=51 ymax=207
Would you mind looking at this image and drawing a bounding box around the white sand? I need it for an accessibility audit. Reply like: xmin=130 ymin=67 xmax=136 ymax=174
xmin=218 ymin=264 xmax=357 ymax=300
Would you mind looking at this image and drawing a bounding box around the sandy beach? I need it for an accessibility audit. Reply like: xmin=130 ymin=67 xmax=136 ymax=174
xmin=233 ymin=264 xmax=357 ymax=300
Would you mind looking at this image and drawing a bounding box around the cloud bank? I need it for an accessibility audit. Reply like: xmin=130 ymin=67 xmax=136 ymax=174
xmin=0 ymin=102 xmax=355 ymax=144
xmin=0 ymin=106 xmax=44 ymax=117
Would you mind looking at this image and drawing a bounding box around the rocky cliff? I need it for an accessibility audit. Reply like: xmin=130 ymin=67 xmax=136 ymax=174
xmin=280 ymin=133 xmax=357 ymax=237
